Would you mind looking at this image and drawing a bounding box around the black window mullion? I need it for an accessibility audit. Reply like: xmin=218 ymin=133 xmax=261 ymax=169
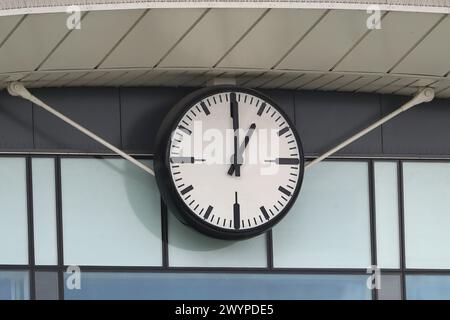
xmin=26 ymin=156 xmax=36 ymax=300
xmin=267 ymin=230 xmax=274 ymax=270
xmin=397 ymin=160 xmax=407 ymax=300
xmin=161 ymin=200 xmax=169 ymax=269
xmin=368 ymin=160 xmax=378 ymax=300
xmin=55 ymin=156 xmax=65 ymax=300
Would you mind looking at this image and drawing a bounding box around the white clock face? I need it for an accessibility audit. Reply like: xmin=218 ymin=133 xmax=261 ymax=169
xmin=166 ymin=89 xmax=303 ymax=237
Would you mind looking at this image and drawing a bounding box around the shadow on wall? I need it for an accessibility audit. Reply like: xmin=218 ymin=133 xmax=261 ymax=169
xmin=122 ymin=87 xmax=235 ymax=251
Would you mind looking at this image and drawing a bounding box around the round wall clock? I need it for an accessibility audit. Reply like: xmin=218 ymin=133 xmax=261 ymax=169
xmin=154 ymin=86 xmax=305 ymax=240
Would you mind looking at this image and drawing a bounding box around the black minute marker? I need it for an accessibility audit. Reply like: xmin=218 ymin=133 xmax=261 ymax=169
xmin=233 ymin=192 xmax=240 ymax=230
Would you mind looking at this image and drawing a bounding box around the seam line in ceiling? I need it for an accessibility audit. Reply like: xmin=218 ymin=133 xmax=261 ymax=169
xmin=270 ymin=9 xmax=330 ymax=69
xmin=387 ymin=13 xmax=448 ymax=74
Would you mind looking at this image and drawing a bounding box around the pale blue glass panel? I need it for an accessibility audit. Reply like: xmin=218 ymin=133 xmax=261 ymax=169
xmin=168 ymin=213 xmax=267 ymax=267
xmin=0 ymin=158 xmax=28 ymax=264
xmin=403 ymin=162 xmax=450 ymax=269
xmin=0 ymin=271 xmax=29 ymax=300
xmin=64 ymin=272 xmax=371 ymax=300
xmin=61 ymin=158 xmax=162 ymax=266
xmin=374 ymin=162 xmax=400 ymax=269
xmin=406 ymin=275 xmax=450 ymax=300
xmin=273 ymin=161 xmax=371 ymax=268
xmin=32 ymin=158 xmax=58 ymax=265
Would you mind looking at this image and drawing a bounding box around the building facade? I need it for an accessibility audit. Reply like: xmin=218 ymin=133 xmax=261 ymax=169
xmin=1 ymin=1 xmax=450 ymax=300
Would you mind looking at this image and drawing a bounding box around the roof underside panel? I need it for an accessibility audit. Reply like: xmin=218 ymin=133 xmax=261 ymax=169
xmin=0 ymin=7 xmax=449 ymax=98
xmin=1 ymin=1 xmax=450 ymax=13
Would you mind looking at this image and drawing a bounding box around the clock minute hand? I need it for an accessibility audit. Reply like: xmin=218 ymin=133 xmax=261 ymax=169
xmin=230 ymin=92 xmax=240 ymax=176
xmin=228 ymin=123 xmax=256 ymax=176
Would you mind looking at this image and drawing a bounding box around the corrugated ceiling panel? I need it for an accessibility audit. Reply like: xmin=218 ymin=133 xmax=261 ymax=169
xmin=103 ymin=70 xmax=149 ymax=86
xmin=277 ymin=10 xmax=369 ymax=71
xmin=243 ymin=72 xmax=283 ymax=87
xmin=337 ymin=75 xmax=381 ymax=91
xmin=46 ymin=72 xmax=88 ymax=87
xmin=394 ymin=86 xmax=418 ymax=95
xmin=140 ymin=71 xmax=182 ymax=86
xmin=5 ymin=73 xmax=28 ymax=81
xmin=300 ymin=73 xmax=343 ymax=90
xmin=217 ymin=9 xmax=325 ymax=69
xmin=187 ymin=70 xmax=224 ymax=86
xmin=26 ymin=72 xmax=67 ymax=87
xmin=413 ymin=78 xmax=438 ymax=87
xmin=92 ymin=71 xmax=128 ymax=86
xmin=67 ymin=71 xmax=110 ymax=86
xmin=40 ymin=10 xmax=144 ymax=70
xmin=357 ymin=76 xmax=399 ymax=92
xmin=376 ymin=77 xmax=418 ymax=94
xmin=259 ymin=73 xmax=301 ymax=89
xmin=280 ymin=73 xmax=321 ymax=89
xmin=0 ymin=14 xmax=70 ymax=73
xmin=430 ymin=78 xmax=450 ymax=93
xmin=319 ymin=74 xmax=361 ymax=91
xmin=159 ymin=9 xmax=265 ymax=68
xmin=335 ymin=12 xmax=442 ymax=73
xmin=162 ymin=71 xmax=200 ymax=86
xmin=236 ymin=71 xmax=265 ymax=85
xmin=126 ymin=70 xmax=167 ymax=86
xmin=20 ymin=72 xmax=48 ymax=82
xmin=392 ymin=15 xmax=450 ymax=76
xmin=436 ymin=87 xmax=450 ymax=98
xmin=100 ymin=9 xmax=205 ymax=69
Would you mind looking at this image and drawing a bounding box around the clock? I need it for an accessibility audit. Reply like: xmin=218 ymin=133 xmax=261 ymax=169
xmin=154 ymin=86 xmax=304 ymax=240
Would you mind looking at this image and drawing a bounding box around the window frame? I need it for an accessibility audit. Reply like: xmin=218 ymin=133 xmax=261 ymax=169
xmin=1 ymin=153 xmax=450 ymax=300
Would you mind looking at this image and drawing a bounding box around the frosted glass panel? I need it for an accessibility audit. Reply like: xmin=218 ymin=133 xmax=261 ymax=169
xmin=62 ymin=158 xmax=162 ymax=266
xmin=168 ymin=213 xmax=267 ymax=267
xmin=32 ymin=158 xmax=58 ymax=265
xmin=273 ymin=161 xmax=371 ymax=268
xmin=407 ymin=275 xmax=450 ymax=300
xmin=403 ymin=162 xmax=450 ymax=269
xmin=65 ymin=272 xmax=370 ymax=300
xmin=0 ymin=158 xmax=28 ymax=264
xmin=0 ymin=271 xmax=29 ymax=300
xmin=374 ymin=162 xmax=400 ymax=268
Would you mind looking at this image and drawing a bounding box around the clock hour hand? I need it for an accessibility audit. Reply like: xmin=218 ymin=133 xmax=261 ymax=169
xmin=228 ymin=123 xmax=256 ymax=176
xmin=230 ymin=92 xmax=240 ymax=176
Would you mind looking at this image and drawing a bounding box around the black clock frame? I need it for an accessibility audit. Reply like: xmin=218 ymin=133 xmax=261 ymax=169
xmin=154 ymin=85 xmax=305 ymax=240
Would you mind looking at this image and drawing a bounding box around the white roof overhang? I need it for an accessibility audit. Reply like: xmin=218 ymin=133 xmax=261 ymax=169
xmin=1 ymin=1 xmax=450 ymax=97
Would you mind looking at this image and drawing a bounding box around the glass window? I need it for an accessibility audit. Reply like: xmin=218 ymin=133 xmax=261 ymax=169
xmin=403 ymin=162 xmax=450 ymax=269
xmin=61 ymin=158 xmax=162 ymax=266
xmin=0 ymin=271 xmax=29 ymax=300
xmin=406 ymin=275 xmax=450 ymax=300
xmin=0 ymin=158 xmax=28 ymax=264
xmin=168 ymin=213 xmax=267 ymax=267
xmin=64 ymin=272 xmax=371 ymax=300
xmin=378 ymin=274 xmax=402 ymax=300
xmin=374 ymin=162 xmax=400 ymax=269
xmin=32 ymin=158 xmax=58 ymax=265
xmin=273 ymin=161 xmax=371 ymax=268
xmin=35 ymin=271 xmax=59 ymax=300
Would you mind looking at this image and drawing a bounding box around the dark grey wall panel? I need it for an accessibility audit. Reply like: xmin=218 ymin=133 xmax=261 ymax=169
xmin=32 ymin=88 xmax=121 ymax=151
xmin=260 ymin=89 xmax=295 ymax=124
xmin=295 ymin=91 xmax=382 ymax=156
xmin=1 ymin=86 xmax=450 ymax=157
xmin=381 ymin=95 xmax=450 ymax=156
xmin=0 ymin=91 xmax=33 ymax=150
xmin=120 ymin=87 xmax=195 ymax=153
